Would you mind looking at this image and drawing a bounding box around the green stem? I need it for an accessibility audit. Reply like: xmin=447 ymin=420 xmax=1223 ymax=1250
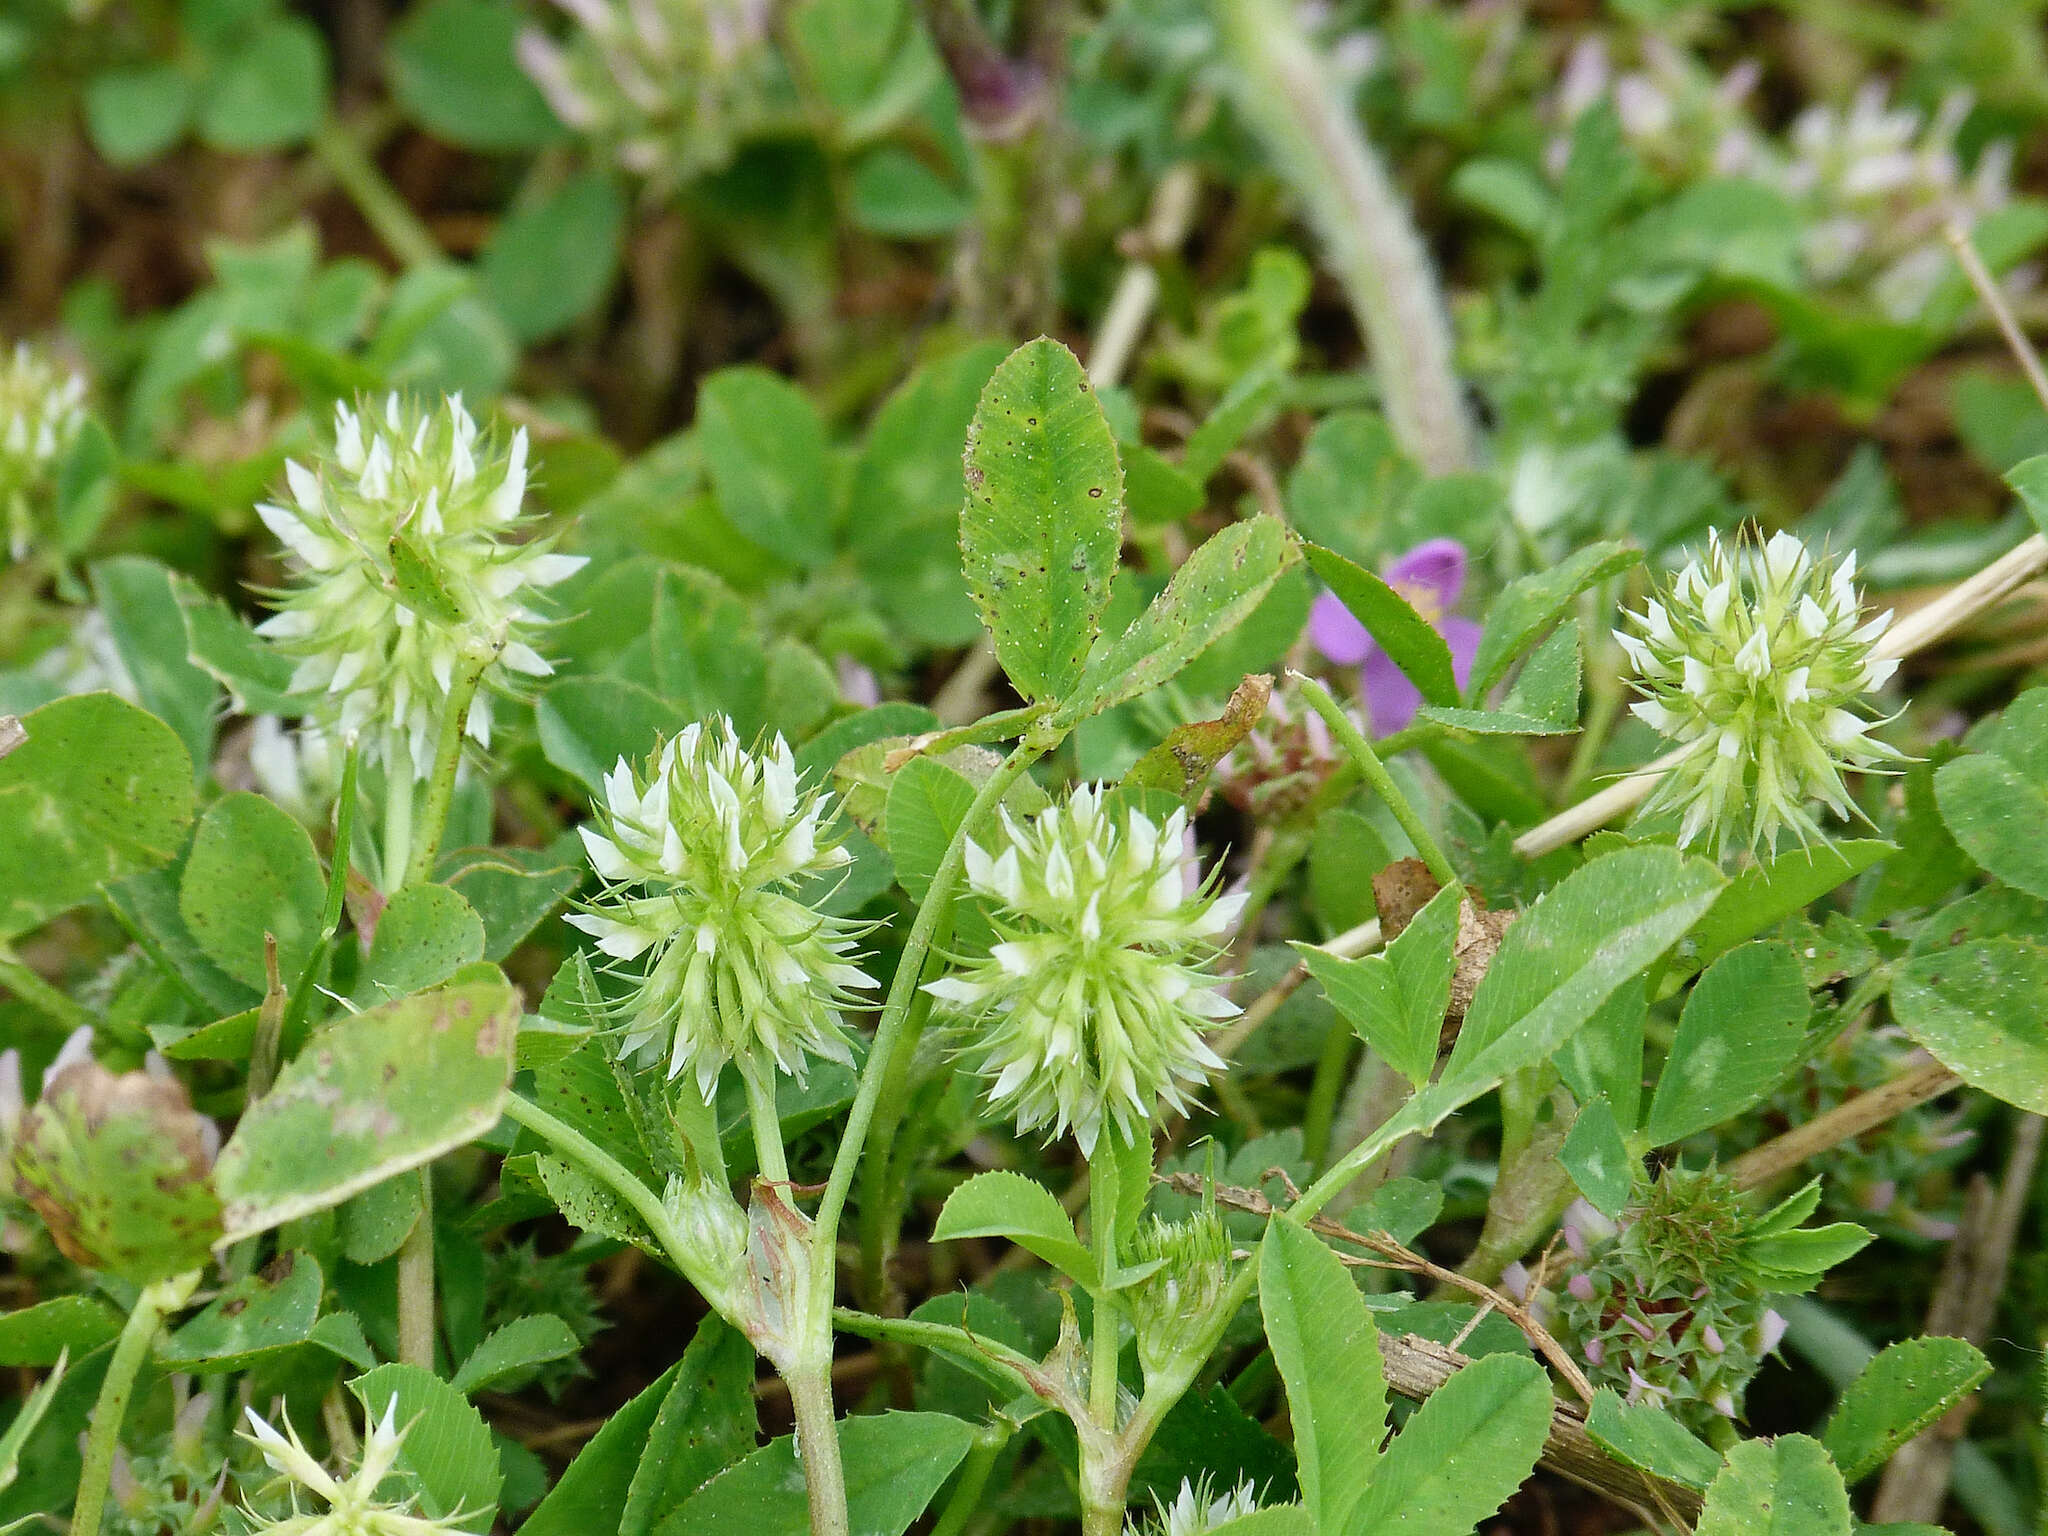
xmin=403 ymin=639 xmax=495 ymax=891
xmin=381 ymin=740 xmax=414 ymax=898
xmin=311 ymin=115 xmax=443 ymax=270
xmin=1088 ymin=1140 xmax=1121 ymax=1432
xmin=785 ymin=1365 xmax=851 ymax=1536
xmin=1295 ymin=675 xmax=1458 ymax=887
xmin=744 ymin=1067 xmax=790 ymax=1184
xmin=857 ymin=960 xmax=943 ymax=1312
xmin=278 ymin=743 xmax=360 ymax=1059
xmin=396 ymin=1169 xmax=436 ymax=1370
xmin=0 ymin=946 xmax=92 ymax=1034
xmin=929 ymin=1424 xmax=1011 ymax=1536
xmin=815 ymin=739 xmax=1049 ymax=1253
xmin=502 ymin=1095 xmax=691 ymax=1265
xmin=1303 ymin=1018 xmax=1354 ymax=1167
xmin=72 ymin=1271 xmax=198 ymax=1536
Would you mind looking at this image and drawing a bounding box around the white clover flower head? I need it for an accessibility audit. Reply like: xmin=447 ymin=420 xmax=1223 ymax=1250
xmin=1125 ymin=1207 xmax=1238 ymax=1385
xmin=567 ymin=719 xmax=875 ymax=1096
xmin=924 ymin=786 xmax=1243 ymax=1154
xmin=0 ymin=341 xmax=88 ymax=560
xmin=517 ymin=0 xmax=775 ymax=186
xmin=254 ymin=393 xmax=585 ymax=775
xmin=663 ymin=1171 xmax=752 ymax=1315
xmin=1132 ymin=1476 xmax=1260 ymax=1536
xmin=1617 ymin=528 xmax=1906 ymax=856
xmin=239 ymin=1403 xmax=466 ymax=1534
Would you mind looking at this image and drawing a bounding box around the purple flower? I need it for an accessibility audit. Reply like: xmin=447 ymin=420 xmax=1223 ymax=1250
xmin=1308 ymin=538 xmax=1482 ymax=735
xmin=1568 ymin=1273 xmax=1595 ymax=1302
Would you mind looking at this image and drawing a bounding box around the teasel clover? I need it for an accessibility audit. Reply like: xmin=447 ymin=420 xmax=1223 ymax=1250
xmin=238 ymin=1401 xmax=470 ymax=1534
xmin=924 ymin=787 xmax=1244 ymax=1155
xmin=254 ymin=393 xmax=584 ymax=776
xmin=1 ymin=340 xmax=89 ymax=561
xmin=566 ymin=720 xmax=877 ymax=1104
xmin=1616 ymin=527 xmax=1906 ymax=856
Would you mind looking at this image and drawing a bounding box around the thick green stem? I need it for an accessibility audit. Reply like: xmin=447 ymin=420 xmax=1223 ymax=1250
xmin=503 ymin=1095 xmax=691 ymax=1266
xmin=380 ymin=739 xmax=415 ymax=898
xmin=929 ymin=1424 xmax=1011 ymax=1536
xmin=785 ymin=1362 xmax=851 ymax=1536
xmin=311 ymin=115 xmax=443 ymax=269
xmin=403 ymin=639 xmax=495 ymax=891
xmin=1088 ymin=1139 xmax=1122 ymax=1431
xmin=396 ymin=1170 xmax=436 ymax=1370
xmin=72 ymin=1271 xmax=199 ymax=1536
xmin=744 ymin=1067 xmax=790 ymax=1184
xmin=1295 ymin=675 xmax=1458 ymax=887
xmin=857 ymin=965 xmax=943 ymax=1312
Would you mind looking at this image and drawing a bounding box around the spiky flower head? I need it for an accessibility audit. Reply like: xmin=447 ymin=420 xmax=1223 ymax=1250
xmin=567 ymin=720 xmax=875 ymax=1095
xmin=1124 ymin=1207 xmax=1239 ymax=1387
xmin=517 ymin=0 xmax=778 ymax=187
xmin=1130 ymin=1477 xmax=1261 ymax=1536
xmin=239 ymin=1403 xmax=470 ymax=1534
xmin=1 ymin=341 xmax=88 ymax=561
xmin=255 ymin=394 xmax=584 ymax=774
xmin=924 ymin=787 xmax=1243 ymax=1155
xmin=1541 ymin=1167 xmax=1869 ymax=1432
xmin=1616 ymin=528 xmax=1904 ymax=857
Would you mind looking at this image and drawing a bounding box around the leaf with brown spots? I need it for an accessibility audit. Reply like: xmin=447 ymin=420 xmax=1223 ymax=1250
xmin=212 ymin=974 xmax=521 ymax=1243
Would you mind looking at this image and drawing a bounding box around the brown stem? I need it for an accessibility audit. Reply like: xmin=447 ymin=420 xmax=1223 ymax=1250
xmin=1727 ymin=1057 xmax=1960 ymax=1192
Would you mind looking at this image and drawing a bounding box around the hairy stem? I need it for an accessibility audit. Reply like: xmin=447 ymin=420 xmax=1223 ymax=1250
xmin=1088 ymin=1140 xmax=1122 ymax=1432
xmin=72 ymin=1271 xmax=199 ymax=1536
xmin=403 ymin=638 xmax=496 ymax=891
xmin=396 ymin=1170 xmax=436 ymax=1370
xmin=785 ymin=1362 xmax=851 ymax=1536
xmin=1214 ymin=0 xmax=1472 ymax=473
xmin=744 ymin=1067 xmax=790 ymax=1185
xmin=1295 ymin=674 xmax=1458 ymax=886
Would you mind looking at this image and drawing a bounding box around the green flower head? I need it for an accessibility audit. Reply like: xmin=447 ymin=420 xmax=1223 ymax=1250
xmin=1 ymin=340 xmax=88 ymax=561
xmin=1617 ymin=528 xmax=1904 ymax=856
xmin=568 ymin=719 xmax=876 ymax=1094
xmin=925 ymin=787 xmax=1243 ymax=1155
xmin=255 ymin=393 xmax=584 ymax=774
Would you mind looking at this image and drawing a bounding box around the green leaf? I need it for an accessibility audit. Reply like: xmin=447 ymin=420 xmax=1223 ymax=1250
xmin=1823 ymin=1336 xmax=1991 ymax=1484
xmin=1421 ymin=622 xmax=1581 ymax=736
xmin=1304 ymin=542 xmax=1457 ymax=707
xmin=171 ymin=571 xmax=311 ymax=716
xmin=353 ymin=883 xmax=487 ymax=1004
xmin=1060 ymin=516 xmax=1299 ymax=724
xmin=83 ymin=64 xmax=193 ymax=165
xmin=2006 ymin=453 xmax=2048 ymax=539
xmin=105 ymin=862 xmax=261 ymax=1017
xmin=537 ymin=675 xmax=690 ymax=792
xmin=1258 ymin=1215 xmax=1386 ymax=1536
xmin=931 ymin=1170 xmax=1095 ymax=1285
xmin=0 ymin=1295 xmax=121 ymax=1366
xmin=1556 ymin=985 xmax=1647 ymax=1132
xmin=1295 ymin=884 xmax=1459 ymax=1088
xmin=0 ymin=692 xmax=195 ymax=942
xmin=1584 ymin=1388 xmax=1722 ymax=1491
xmin=159 ymin=1251 xmax=322 ymax=1372
xmin=847 ymin=144 xmax=971 ymax=237
xmin=1695 ymin=1434 xmax=1852 ymax=1536
xmin=88 ymin=557 xmax=220 ymax=780
xmin=179 ymin=791 xmax=326 ymax=992
xmin=884 ymin=754 xmax=977 ymax=905
xmin=387 ymin=0 xmax=564 ymax=151
xmin=960 ymin=337 xmax=1123 ymax=702
xmin=696 ymin=367 xmax=833 ymax=568
xmin=1182 ymin=365 xmax=1285 ymax=483
xmin=436 ymin=838 xmax=584 ymax=962
xmin=1123 ymin=674 xmax=1273 ymax=802
xmin=349 ymin=1363 xmax=501 ymax=1528
xmin=654 ymin=1411 xmax=975 ymax=1536
xmin=524 ymin=1318 xmax=757 ymax=1531
xmin=214 ymin=977 xmax=521 ymax=1242
xmin=1680 ymin=842 xmax=1895 ymax=977
xmin=1351 ymin=1353 xmax=1553 ymax=1536
xmin=480 ymin=170 xmax=625 ymax=341
xmin=1644 ymin=941 xmax=1811 ymax=1148
xmin=1466 ymin=540 xmax=1641 ymax=703
xmin=1442 ymin=845 xmax=1724 ymax=1100
xmin=619 ymin=1315 xmax=759 ymax=1536
xmin=1559 ymin=1095 xmax=1632 ymax=1218
xmin=1207 ymin=1511 xmax=1315 ymax=1536
xmin=1892 ymin=938 xmax=2048 ymax=1113
xmin=198 ymin=16 xmax=328 ymax=150
xmin=450 ymin=1315 xmax=582 ymax=1395
xmin=1935 ymin=752 xmax=2048 ymax=900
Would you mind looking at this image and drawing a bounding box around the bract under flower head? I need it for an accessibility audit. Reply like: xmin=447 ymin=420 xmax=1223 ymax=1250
xmin=0 ymin=340 xmax=88 ymax=560
xmin=567 ymin=719 xmax=876 ymax=1095
xmin=255 ymin=394 xmax=584 ymax=774
xmin=239 ymin=1403 xmax=467 ymax=1534
xmin=925 ymin=786 xmax=1243 ymax=1155
xmin=1617 ymin=528 xmax=1905 ymax=856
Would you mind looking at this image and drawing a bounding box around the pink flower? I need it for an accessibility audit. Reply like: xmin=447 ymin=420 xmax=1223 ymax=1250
xmin=1308 ymin=538 xmax=1481 ymax=735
